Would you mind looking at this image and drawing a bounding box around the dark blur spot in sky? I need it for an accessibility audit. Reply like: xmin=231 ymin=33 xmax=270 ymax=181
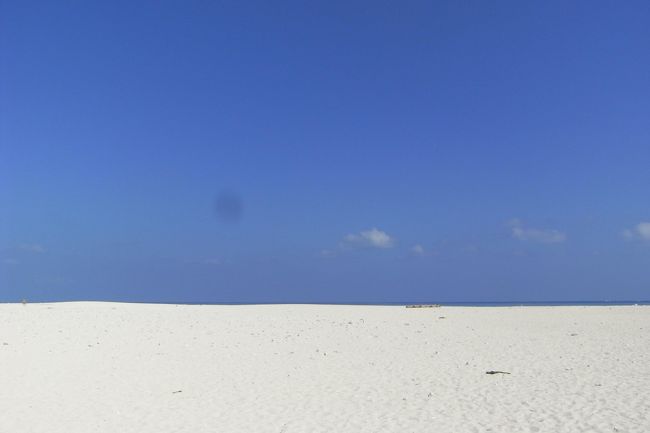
xmin=214 ymin=192 xmax=243 ymax=223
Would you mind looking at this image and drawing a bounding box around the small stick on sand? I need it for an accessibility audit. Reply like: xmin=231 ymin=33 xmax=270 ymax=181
xmin=485 ymin=371 xmax=511 ymax=375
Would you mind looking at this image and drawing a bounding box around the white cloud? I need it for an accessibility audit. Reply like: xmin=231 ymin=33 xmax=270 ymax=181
xmin=2 ymin=258 xmax=19 ymax=265
xmin=639 ymin=223 xmax=650 ymax=240
xmin=19 ymin=243 xmax=46 ymax=253
xmin=202 ymin=258 xmax=222 ymax=265
xmin=410 ymin=244 xmax=425 ymax=256
xmin=320 ymin=249 xmax=337 ymax=258
xmin=342 ymin=228 xmax=395 ymax=249
xmin=509 ymin=219 xmax=566 ymax=244
xmin=623 ymin=222 xmax=650 ymax=241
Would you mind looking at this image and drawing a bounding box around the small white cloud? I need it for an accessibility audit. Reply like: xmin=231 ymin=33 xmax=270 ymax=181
xmin=410 ymin=244 xmax=425 ymax=256
xmin=623 ymin=222 xmax=650 ymax=241
xmin=639 ymin=223 xmax=650 ymax=240
xmin=2 ymin=258 xmax=19 ymax=265
xmin=19 ymin=243 xmax=46 ymax=253
xmin=342 ymin=228 xmax=395 ymax=249
xmin=508 ymin=219 xmax=566 ymax=244
xmin=320 ymin=249 xmax=337 ymax=258
xmin=202 ymin=258 xmax=222 ymax=266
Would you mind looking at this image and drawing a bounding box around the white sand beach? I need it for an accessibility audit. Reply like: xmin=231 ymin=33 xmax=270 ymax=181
xmin=1 ymin=302 xmax=648 ymax=432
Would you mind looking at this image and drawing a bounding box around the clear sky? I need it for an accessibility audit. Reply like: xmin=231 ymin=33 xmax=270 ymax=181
xmin=1 ymin=1 xmax=649 ymax=303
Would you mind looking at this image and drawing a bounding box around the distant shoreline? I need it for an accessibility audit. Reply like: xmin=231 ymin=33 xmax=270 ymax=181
xmin=4 ymin=300 xmax=650 ymax=307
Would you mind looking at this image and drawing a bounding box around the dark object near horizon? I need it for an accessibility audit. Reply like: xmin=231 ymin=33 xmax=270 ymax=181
xmin=485 ymin=371 xmax=511 ymax=375
xmin=405 ymin=304 xmax=441 ymax=308
xmin=214 ymin=192 xmax=243 ymax=223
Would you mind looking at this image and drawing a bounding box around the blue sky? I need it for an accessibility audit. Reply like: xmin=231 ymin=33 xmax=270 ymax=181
xmin=1 ymin=1 xmax=649 ymax=303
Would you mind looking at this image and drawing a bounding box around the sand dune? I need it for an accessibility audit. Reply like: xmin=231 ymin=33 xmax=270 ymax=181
xmin=1 ymin=302 xmax=648 ymax=432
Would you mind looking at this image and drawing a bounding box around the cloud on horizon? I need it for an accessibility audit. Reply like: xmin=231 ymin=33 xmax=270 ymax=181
xmin=508 ymin=219 xmax=566 ymax=244
xmin=341 ymin=228 xmax=395 ymax=249
xmin=320 ymin=249 xmax=337 ymax=258
xmin=19 ymin=243 xmax=46 ymax=253
xmin=623 ymin=222 xmax=650 ymax=241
